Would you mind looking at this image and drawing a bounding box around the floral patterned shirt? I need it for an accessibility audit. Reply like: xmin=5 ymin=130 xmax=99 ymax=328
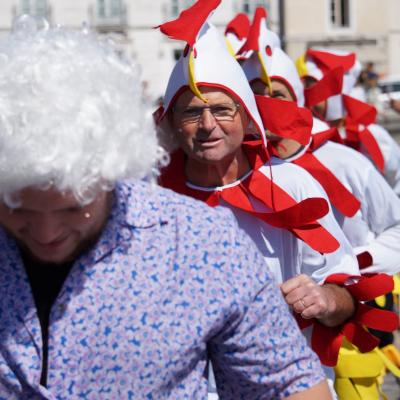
xmin=0 ymin=180 xmax=324 ymax=399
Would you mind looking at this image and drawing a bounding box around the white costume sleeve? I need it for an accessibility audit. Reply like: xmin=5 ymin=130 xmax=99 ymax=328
xmin=367 ymin=123 xmax=400 ymax=196
xmin=310 ymin=140 xmax=400 ymax=275
xmin=260 ymin=159 xmax=359 ymax=284
xmin=353 ymin=162 xmax=400 ymax=275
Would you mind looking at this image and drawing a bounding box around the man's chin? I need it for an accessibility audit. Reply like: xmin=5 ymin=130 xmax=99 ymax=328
xmin=17 ymin=241 xmax=76 ymax=265
xmin=23 ymin=250 xmax=75 ymax=265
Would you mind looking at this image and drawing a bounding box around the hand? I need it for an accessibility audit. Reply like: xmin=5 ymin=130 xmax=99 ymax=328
xmin=280 ymin=274 xmax=355 ymax=327
xmin=280 ymin=274 xmax=333 ymax=320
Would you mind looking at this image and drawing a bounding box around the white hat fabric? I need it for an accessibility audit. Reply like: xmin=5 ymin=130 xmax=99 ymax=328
xmin=225 ymin=31 xmax=246 ymax=56
xmin=240 ymin=7 xmax=280 ymax=89
xmin=269 ymin=47 xmax=305 ymax=107
xmin=299 ymin=49 xmax=357 ymax=121
xmin=160 ymin=5 xmax=266 ymax=144
xmin=224 ymin=13 xmax=250 ymax=56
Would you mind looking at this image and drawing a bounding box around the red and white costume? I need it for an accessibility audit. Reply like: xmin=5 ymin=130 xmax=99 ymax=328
xmin=300 ymin=49 xmax=400 ymax=196
xmin=249 ymin=38 xmax=400 ymax=277
xmin=239 ymin=9 xmax=398 ymax=373
xmin=158 ymin=1 xmax=358 ymax=287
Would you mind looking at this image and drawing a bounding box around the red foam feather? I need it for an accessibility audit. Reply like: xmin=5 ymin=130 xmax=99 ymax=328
xmin=342 ymin=320 xmax=380 ymax=353
xmin=238 ymin=7 xmax=267 ymax=53
xmin=157 ymin=0 xmax=221 ymax=46
xmin=255 ymin=96 xmax=313 ymax=146
xmin=295 ymin=273 xmax=397 ymax=365
xmin=225 ymin=13 xmax=250 ymax=40
xmin=304 ymin=66 xmax=344 ymax=107
xmin=355 ymin=303 xmax=399 ymax=332
xmin=311 ymin=323 xmax=343 ymax=366
xmin=346 ymin=274 xmax=394 ymax=301
xmin=359 ymin=128 xmax=385 ymax=173
xmin=293 ymin=152 xmax=361 ymax=218
xmin=306 ymin=49 xmax=356 ymax=75
xmin=310 ymin=127 xmax=343 ymax=149
xmin=343 ymin=95 xmax=377 ymax=126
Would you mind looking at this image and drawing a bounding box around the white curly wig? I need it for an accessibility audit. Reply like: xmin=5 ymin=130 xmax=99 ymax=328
xmin=0 ymin=15 xmax=165 ymax=206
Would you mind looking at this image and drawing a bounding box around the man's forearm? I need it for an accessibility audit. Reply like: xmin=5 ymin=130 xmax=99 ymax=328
xmin=317 ymin=284 xmax=356 ymax=327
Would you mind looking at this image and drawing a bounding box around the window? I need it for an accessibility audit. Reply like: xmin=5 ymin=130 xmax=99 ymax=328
xmin=241 ymin=0 xmax=270 ymax=16
xmin=330 ymin=0 xmax=351 ymax=28
xmin=97 ymin=0 xmax=123 ymax=18
xmin=20 ymin=0 xmax=48 ymax=17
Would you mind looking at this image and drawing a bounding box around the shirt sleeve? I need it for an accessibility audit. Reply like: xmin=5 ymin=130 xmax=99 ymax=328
xmin=260 ymin=161 xmax=360 ymax=283
xmin=295 ymin=171 xmax=359 ymax=283
xmin=368 ymin=124 xmax=400 ymax=196
xmin=353 ymin=163 xmax=400 ymax=275
xmin=208 ymin=225 xmax=326 ymax=399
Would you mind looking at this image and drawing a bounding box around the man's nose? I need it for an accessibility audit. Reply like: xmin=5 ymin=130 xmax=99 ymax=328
xmin=27 ymin=215 xmax=64 ymax=244
xmin=198 ymin=108 xmax=217 ymax=131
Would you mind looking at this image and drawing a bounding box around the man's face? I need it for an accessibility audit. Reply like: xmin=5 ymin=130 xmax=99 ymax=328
xmin=170 ymin=87 xmax=249 ymax=164
xmin=303 ymin=76 xmax=327 ymax=118
xmin=250 ymin=78 xmax=294 ymax=100
xmin=250 ymin=78 xmax=304 ymax=158
xmin=0 ymin=188 xmax=111 ymax=264
xmin=251 ymin=79 xmax=293 ymax=142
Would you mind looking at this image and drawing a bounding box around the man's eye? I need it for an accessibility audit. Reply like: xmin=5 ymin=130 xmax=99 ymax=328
xmin=212 ymin=106 xmax=233 ymax=116
xmin=212 ymin=106 xmax=230 ymax=112
xmin=182 ymin=108 xmax=201 ymax=116
xmin=272 ymin=92 xmax=284 ymax=99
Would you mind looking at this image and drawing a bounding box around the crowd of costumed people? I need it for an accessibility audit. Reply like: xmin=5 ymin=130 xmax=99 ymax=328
xmin=0 ymin=1 xmax=400 ymax=398
xmin=154 ymin=1 xmax=400 ymax=398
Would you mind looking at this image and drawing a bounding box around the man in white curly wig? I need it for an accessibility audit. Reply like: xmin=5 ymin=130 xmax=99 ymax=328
xmin=0 ymin=16 xmax=331 ymax=400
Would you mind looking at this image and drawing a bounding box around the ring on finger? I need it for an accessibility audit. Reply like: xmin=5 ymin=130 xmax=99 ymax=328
xmin=300 ymin=298 xmax=307 ymax=308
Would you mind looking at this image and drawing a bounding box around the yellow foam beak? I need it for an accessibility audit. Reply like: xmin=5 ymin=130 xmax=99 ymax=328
xmin=257 ymin=52 xmax=272 ymax=95
xmin=188 ymin=49 xmax=208 ymax=103
xmin=224 ymin=37 xmax=236 ymax=57
xmin=296 ymin=54 xmax=308 ymax=78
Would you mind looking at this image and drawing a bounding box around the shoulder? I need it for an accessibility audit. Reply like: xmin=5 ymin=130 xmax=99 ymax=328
xmin=118 ymin=182 xmax=273 ymax=301
xmin=367 ymin=123 xmax=392 ymax=139
xmin=119 ymin=179 xmax=238 ymax=230
xmin=311 ymin=117 xmax=330 ymax=133
xmin=261 ymin=158 xmax=329 ymax=201
xmin=317 ymin=140 xmax=376 ymax=172
xmin=118 ymin=180 xmax=270 ymax=285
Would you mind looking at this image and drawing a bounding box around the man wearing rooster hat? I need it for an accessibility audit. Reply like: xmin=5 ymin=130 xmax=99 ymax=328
xmin=297 ymin=49 xmax=400 ymax=197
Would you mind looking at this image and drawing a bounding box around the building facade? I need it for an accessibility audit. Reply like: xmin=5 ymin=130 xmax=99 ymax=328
xmin=0 ymin=0 xmax=398 ymax=101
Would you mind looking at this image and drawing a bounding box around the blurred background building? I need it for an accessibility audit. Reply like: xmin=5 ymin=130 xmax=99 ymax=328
xmin=0 ymin=0 xmax=399 ymax=105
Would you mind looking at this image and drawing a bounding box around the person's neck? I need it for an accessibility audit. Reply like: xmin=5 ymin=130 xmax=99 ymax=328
xmin=185 ymin=148 xmax=250 ymax=187
xmin=328 ymin=118 xmax=345 ymax=128
xmin=271 ymin=138 xmax=304 ymax=159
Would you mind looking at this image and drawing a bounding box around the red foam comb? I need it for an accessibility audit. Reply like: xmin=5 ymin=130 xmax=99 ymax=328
xmin=343 ymin=95 xmax=377 ymax=126
xmin=306 ymin=49 xmax=356 ymax=75
xmin=304 ymin=66 xmax=344 ymax=107
xmin=157 ymin=0 xmax=221 ymax=47
xmin=225 ymin=13 xmax=250 ymax=40
xmin=238 ymin=7 xmax=267 ymax=53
